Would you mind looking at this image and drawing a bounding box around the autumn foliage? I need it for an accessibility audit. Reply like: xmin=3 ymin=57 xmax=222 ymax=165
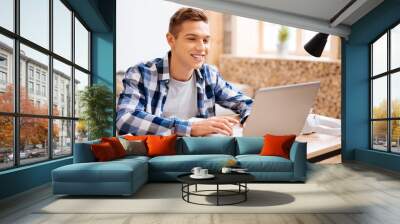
xmin=372 ymin=99 xmax=400 ymax=141
xmin=0 ymin=84 xmax=59 ymax=151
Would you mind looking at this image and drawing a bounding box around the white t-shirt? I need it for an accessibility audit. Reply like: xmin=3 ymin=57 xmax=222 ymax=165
xmin=163 ymin=74 xmax=198 ymax=120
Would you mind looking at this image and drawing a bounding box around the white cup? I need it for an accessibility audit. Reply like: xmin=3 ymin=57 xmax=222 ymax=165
xmin=191 ymin=167 xmax=202 ymax=176
xmin=200 ymin=169 xmax=208 ymax=176
xmin=221 ymin=167 xmax=232 ymax=174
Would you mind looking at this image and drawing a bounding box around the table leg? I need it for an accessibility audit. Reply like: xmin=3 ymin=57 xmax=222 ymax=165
xmin=195 ymin=184 xmax=197 ymax=192
xmin=245 ymin=183 xmax=247 ymax=201
xmin=217 ymin=184 xmax=219 ymax=206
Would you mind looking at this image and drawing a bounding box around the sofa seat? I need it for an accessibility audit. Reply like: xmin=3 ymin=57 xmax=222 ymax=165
xmin=52 ymin=158 xmax=148 ymax=195
xmin=148 ymin=154 xmax=235 ymax=181
xmin=236 ymin=155 xmax=293 ymax=172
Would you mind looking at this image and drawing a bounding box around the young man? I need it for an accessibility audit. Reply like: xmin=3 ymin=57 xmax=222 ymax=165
xmin=117 ymin=8 xmax=253 ymax=136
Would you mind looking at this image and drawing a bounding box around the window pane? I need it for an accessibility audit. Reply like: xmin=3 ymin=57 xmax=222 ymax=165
xmin=372 ymin=77 xmax=387 ymax=119
xmin=372 ymin=33 xmax=387 ymax=76
xmin=20 ymin=0 xmax=49 ymax=49
xmin=0 ymin=34 xmax=14 ymax=112
xmin=0 ymin=0 xmax=14 ymax=31
xmin=53 ymin=119 xmax=72 ymax=158
xmin=391 ymin=72 xmax=400 ymax=118
xmin=372 ymin=121 xmax=388 ymax=151
xmin=75 ymin=18 xmax=89 ymax=69
xmin=75 ymin=120 xmax=88 ymax=143
xmin=53 ymin=0 xmax=72 ymax=60
xmin=20 ymin=44 xmax=49 ymax=115
xmin=263 ymin=23 xmax=301 ymax=53
xmin=391 ymin=24 xmax=400 ymax=70
xmin=74 ymin=69 xmax=89 ymax=118
xmin=53 ymin=59 xmax=72 ymax=117
xmin=0 ymin=116 xmax=13 ymax=170
xmin=391 ymin=120 xmax=400 ymax=153
xmin=20 ymin=117 xmax=49 ymax=165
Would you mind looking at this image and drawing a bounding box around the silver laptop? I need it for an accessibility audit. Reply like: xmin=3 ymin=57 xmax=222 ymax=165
xmin=242 ymin=81 xmax=320 ymax=136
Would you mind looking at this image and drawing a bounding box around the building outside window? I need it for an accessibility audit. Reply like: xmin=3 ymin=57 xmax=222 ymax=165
xmin=0 ymin=0 xmax=91 ymax=170
xmin=371 ymin=23 xmax=400 ymax=154
xmin=28 ymin=67 xmax=34 ymax=80
xmin=28 ymin=81 xmax=34 ymax=94
xmin=0 ymin=54 xmax=7 ymax=90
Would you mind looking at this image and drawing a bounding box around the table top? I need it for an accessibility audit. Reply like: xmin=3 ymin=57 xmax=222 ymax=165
xmin=177 ymin=172 xmax=255 ymax=185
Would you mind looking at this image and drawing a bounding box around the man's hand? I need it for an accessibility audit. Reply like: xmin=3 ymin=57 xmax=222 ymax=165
xmin=190 ymin=116 xmax=239 ymax=136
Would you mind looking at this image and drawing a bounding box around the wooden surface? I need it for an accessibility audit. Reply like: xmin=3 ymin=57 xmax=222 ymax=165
xmin=1 ymin=162 xmax=400 ymax=224
xmin=296 ymin=133 xmax=341 ymax=159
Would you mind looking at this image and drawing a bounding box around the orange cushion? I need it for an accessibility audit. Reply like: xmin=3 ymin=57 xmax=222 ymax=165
xmin=146 ymin=135 xmax=177 ymax=157
xmin=101 ymin=137 xmax=127 ymax=158
xmin=124 ymin=135 xmax=148 ymax=141
xmin=91 ymin=142 xmax=118 ymax=161
xmin=259 ymin=134 xmax=296 ymax=159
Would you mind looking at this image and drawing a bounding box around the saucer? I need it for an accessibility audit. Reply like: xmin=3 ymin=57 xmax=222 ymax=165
xmin=190 ymin=174 xmax=215 ymax=179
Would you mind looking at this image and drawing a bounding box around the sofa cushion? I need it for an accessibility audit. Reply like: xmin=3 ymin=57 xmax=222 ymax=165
xmin=73 ymin=140 xmax=100 ymax=163
xmin=235 ymin=137 xmax=263 ymax=155
xmin=147 ymin=135 xmax=177 ymax=157
xmin=179 ymin=137 xmax=235 ymax=155
xmin=119 ymin=138 xmax=147 ymax=156
xmin=52 ymin=158 xmax=147 ymax=183
xmin=91 ymin=142 xmax=118 ymax=161
xmin=148 ymin=154 xmax=235 ymax=172
xmin=101 ymin=137 xmax=127 ymax=158
xmin=236 ymin=155 xmax=293 ymax=172
xmin=260 ymin=134 xmax=296 ymax=159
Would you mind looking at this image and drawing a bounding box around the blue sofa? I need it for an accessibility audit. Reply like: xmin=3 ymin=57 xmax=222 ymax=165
xmin=52 ymin=137 xmax=307 ymax=196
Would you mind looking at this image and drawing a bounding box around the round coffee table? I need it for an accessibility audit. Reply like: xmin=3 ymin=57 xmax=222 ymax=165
xmin=177 ymin=173 xmax=255 ymax=206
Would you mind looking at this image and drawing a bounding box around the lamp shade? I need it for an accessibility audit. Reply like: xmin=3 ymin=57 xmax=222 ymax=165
xmin=304 ymin=33 xmax=329 ymax=57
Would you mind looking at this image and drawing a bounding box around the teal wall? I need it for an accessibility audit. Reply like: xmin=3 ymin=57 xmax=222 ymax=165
xmin=0 ymin=158 xmax=72 ymax=199
xmin=0 ymin=0 xmax=116 ymax=200
xmin=342 ymin=0 xmax=400 ymax=171
xmin=91 ymin=31 xmax=116 ymax=135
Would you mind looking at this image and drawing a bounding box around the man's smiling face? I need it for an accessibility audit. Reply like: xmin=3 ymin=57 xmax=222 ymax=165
xmin=167 ymin=20 xmax=210 ymax=70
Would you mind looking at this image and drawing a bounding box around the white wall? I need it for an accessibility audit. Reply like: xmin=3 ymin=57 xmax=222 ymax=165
xmin=117 ymin=0 xmax=185 ymax=72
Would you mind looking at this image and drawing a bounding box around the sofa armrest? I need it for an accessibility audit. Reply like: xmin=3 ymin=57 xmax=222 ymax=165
xmin=289 ymin=141 xmax=307 ymax=181
xmin=73 ymin=140 xmax=100 ymax=163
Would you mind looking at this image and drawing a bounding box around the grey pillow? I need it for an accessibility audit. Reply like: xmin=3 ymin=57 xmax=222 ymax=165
xmin=119 ymin=138 xmax=147 ymax=156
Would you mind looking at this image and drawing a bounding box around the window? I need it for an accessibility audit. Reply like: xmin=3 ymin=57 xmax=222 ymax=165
xmin=53 ymin=0 xmax=72 ymax=60
xmin=35 ymin=70 xmax=41 ymax=81
xmin=28 ymin=67 xmax=34 ymax=80
xmin=53 ymin=59 xmax=72 ymax=117
xmin=36 ymin=83 xmax=40 ymax=95
xmin=42 ymin=85 xmax=46 ymax=97
xmin=28 ymin=81 xmax=34 ymax=94
xmin=371 ymin=23 xmax=400 ymax=154
xmin=75 ymin=18 xmax=89 ymax=70
xmin=0 ymin=54 xmax=8 ymax=88
xmin=20 ymin=0 xmax=49 ymax=49
xmin=0 ymin=35 xmax=13 ymax=112
xmin=262 ymin=22 xmax=296 ymax=53
xmin=0 ymin=0 xmax=14 ymax=32
xmin=261 ymin=22 xmax=338 ymax=59
xmin=0 ymin=0 xmax=91 ymax=170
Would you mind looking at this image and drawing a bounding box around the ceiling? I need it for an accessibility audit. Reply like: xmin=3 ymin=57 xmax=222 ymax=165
xmin=167 ymin=0 xmax=384 ymax=38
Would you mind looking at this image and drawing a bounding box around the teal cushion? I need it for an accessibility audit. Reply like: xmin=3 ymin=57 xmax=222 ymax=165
xmin=236 ymin=155 xmax=293 ymax=172
xmin=180 ymin=137 xmax=235 ymax=155
xmin=235 ymin=137 xmax=264 ymax=155
xmin=148 ymin=154 xmax=235 ymax=172
xmin=73 ymin=139 xmax=101 ymax=163
xmin=52 ymin=159 xmax=147 ymax=183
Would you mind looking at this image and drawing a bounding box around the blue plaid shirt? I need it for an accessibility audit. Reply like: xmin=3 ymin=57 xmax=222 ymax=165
xmin=116 ymin=52 xmax=253 ymax=136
